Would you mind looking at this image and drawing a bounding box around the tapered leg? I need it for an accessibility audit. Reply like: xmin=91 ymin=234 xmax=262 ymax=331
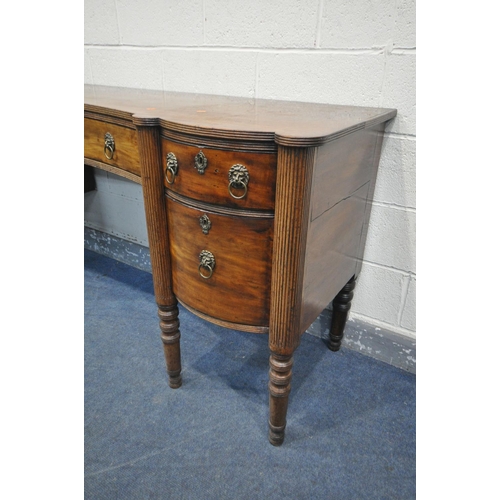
xmin=268 ymin=145 xmax=316 ymax=445
xmin=134 ymin=120 xmax=182 ymax=388
xmin=268 ymin=353 xmax=293 ymax=446
xmin=328 ymin=276 xmax=356 ymax=351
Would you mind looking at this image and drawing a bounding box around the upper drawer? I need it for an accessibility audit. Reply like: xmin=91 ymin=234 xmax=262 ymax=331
xmin=161 ymin=138 xmax=277 ymax=210
xmin=84 ymin=118 xmax=140 ymax=177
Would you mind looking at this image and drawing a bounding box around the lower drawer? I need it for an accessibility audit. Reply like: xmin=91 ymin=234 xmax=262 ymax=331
xmin=166 ymin=196 xmax=274 ymax=327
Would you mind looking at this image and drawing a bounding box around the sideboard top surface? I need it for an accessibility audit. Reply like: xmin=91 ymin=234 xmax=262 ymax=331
xmin=84 ymin=84 xmax=396 ymax=146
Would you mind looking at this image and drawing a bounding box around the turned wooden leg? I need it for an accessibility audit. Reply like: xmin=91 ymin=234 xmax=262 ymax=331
xmin=135 ymin=120 xmax=182 ymax=389
xmin=267 ymin=146 xmax=316 ymax=445
xmin=328 ymin=276 xmax=356 ymax=351
xmin=268 ymin=353 xmax=293 ymax=446
xmin=158 ymin=303 xmax=182 ymax=388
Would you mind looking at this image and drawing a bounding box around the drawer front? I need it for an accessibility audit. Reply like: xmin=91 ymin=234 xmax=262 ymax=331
xmin=84 ymin=118 xmax=140 ymax=176
xmin=167 ymin=197 xmax=273 ymax=326
xmin=162 ymin=139 xmax=277 ymax=210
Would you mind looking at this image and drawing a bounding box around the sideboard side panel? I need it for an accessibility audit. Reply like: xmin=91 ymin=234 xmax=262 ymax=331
xmin=299 ymin=127 xmax=382 ymax=333
xmin=354 ymin=123 xmax=386 ymax=277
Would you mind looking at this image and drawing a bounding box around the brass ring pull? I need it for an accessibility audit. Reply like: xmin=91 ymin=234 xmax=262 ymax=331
xmin=104 ymin=132 xmax=115 ymax=160
xmin=198 ymin=263 xmax=213 ymax=279
xmin=228 ymin=164 xmax=249 ymax=199
xmin=165 ymin=152 xmax=178 ymax=185
xmin=199 ymin=250 xmax=215 ymax=279
xmin=228 ymin=181 xmax=248 ymax=199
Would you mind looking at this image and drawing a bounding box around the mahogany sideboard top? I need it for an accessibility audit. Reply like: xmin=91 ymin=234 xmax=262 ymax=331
xmin=84 ymin=84 xmax=396 ymax=445
xmin=85 ymin=84 xmax=395 ymax=146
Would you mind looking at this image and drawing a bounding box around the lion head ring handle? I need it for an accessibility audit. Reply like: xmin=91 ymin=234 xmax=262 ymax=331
xmin=199 ymin=250 xmax=215 ymax=279
xmin=104 ymin=132 xmax=115 ymax=160
xmin=228 ymin=164 xmax=249 ymax=199
xmin=165 ymin=152 xmax=179 ymax=184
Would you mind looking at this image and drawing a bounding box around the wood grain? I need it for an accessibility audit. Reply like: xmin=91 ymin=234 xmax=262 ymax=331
xmin=84 ymin=158 xmax=141 ymax=184
xmin=269 ymin=146 xmax=315 ymax=355
xmin=355 ymin=124 xmax=386 ymax=277
xmin=84 ymin=118 xmax=140 ymax=176
xmin=135 ymin=122 xmax=182 ymax=388
xmin=85 ymin=84 xmax=396 ymax=147
xmin=162 ymin=138 xmax=277 ymax=210
xmin=161 ymin=129 xmax=277 ymax=153
xmin=179 ymin=300 xmax=269 ymax=334
xmin=84 ymin=85 xmax=397 ymax=445
xmin=166 ymin=196 xmax=274 ymax=326
xmin=268 ymin=353 xmax=293 ymax=446
xmin=309 ymin=127 xmax=380 ymax=221
xmin=300 ymin=183 xmax=369 ymax=333
xmin=299 ymin=125 xmax=384 ymax=333
xmin=328 ymin=276 xmax=356 ymax=351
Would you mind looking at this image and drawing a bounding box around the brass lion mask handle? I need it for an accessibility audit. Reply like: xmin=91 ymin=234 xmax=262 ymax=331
xmin=104 ymin=132 xmax=115 ymax=160
xmin=228 ymin=164 xmax=249 ymax=199
xmin=165 ymin=152 xmax=178 ymax=184
xmin=199 ymin=250 xmax=215 ymax=279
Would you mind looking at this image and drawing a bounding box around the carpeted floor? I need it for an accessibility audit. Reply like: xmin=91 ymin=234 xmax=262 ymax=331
xmin=84 ymin=249 xmax=416 ymax=499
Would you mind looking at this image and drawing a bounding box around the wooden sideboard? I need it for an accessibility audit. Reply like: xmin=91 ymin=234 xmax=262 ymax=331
xmin=84 ymin=84 xmax=396 ymax=445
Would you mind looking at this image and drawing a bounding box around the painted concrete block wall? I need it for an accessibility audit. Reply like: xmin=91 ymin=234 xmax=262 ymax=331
xmin=84 ymin=170 xmax=149 ymax=246
xmin=84 ymin=0 xmax=416 ymax=340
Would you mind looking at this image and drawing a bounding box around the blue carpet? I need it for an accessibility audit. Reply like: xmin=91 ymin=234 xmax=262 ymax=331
xmin=85 ymin=249 xmax=416 ymax=499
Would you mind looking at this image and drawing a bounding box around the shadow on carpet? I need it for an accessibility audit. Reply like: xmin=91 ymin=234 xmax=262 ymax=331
xmin=85 ymin=249 xmax=416 ymax=499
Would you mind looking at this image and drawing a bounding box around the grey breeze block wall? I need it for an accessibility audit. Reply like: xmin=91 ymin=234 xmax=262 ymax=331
xmin=84 ymin=0 xmax=416 ymax=371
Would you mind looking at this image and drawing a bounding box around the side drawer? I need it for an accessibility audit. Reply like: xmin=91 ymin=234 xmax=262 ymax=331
xmin=166 ymin=196 xmax=274 ymax=327
xmin=161 ymin=138 xmax=277 ymax=210
xmin=84 ymin=118 xmax=141 ymax=176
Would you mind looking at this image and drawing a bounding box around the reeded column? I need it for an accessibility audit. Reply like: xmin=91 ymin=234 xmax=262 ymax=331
xmin=328 ymin=276 xmax=356 ymax=352
xmin=134 ymin=117 xmax=182 ymax=388
xmin=268 ymin=145 xmax=315 ymax=445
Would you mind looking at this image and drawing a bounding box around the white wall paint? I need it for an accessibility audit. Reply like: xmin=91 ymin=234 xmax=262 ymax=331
xmin=84 ymin=170 xmax=149 ymax=246
xmin=84 ymin=0 xmax=416 ymax=339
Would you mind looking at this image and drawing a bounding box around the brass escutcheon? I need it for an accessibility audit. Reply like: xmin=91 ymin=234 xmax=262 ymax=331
xmin=199 ymin=214 xmax=211 ymax=235
xmin=194 ymin=150 xmax=208 ymax=174
xmin=228 ymin=164 xmax=249 ymax=199
xmin=198 ymin=250 xmax=215 ymax=279
xmin=165 ymin=152 xmax=178 ymax=184
xmin=104 ymin=132 xmax=115 ymax=160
